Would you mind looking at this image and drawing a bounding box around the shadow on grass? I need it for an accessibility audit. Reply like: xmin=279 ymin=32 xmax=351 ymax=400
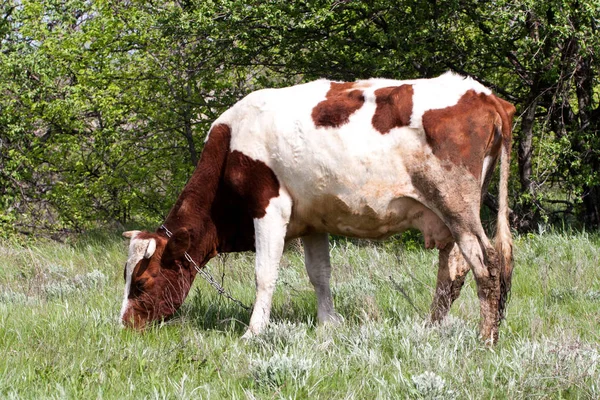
xmin=172 ymin=274 xmax=437 ymax=335
xmin=175 ymin=286 xmax=320 ymax=335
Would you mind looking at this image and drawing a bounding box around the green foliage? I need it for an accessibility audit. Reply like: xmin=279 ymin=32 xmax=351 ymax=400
xmin=0 ymin=0 xmax=599 ymax=234
xmin=0 ymin=0 xmax=253 ymax=233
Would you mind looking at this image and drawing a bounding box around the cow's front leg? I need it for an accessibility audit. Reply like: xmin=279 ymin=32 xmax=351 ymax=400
xmin=430 ymin=242 xmax=471 ymax=323
xmin=302 ymin=232 xmax=342 ymax=325
xmin=242 ymin=192 xmax=292 ymax=339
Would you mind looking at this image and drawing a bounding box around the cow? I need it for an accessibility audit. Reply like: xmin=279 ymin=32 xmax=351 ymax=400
xmin=120 ymin=72 xmax=515 ymax=343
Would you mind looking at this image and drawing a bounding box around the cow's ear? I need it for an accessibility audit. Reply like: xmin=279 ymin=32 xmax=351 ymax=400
xmin=162 ymin=228 xmax=191 ymax=266
xmin=123 ymin=230 xmax=141 ymax=239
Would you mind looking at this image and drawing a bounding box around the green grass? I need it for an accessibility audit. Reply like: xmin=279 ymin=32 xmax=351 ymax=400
xmin=1 ymin=231 xmax=599 ymax=399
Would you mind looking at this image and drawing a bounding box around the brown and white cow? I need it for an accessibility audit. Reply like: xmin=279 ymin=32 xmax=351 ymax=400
xmin=120 ymin=72 xmax=515 ymax=343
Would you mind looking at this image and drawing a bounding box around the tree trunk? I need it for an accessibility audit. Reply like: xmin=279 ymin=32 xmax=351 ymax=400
xmin=183 ymin=116 xmax=198 ymax=167
xmin=518 ymin=98 xmax=536 ymax=196
xmin=574 ymin=55 xmax=600 ymax=228
xmin=182 ymin=83 xmax=199 ymax=167
xmin=582 ymin=186 xmax=600 ymax=228
xmin=516 ymin=95 xmax=539 ymax=230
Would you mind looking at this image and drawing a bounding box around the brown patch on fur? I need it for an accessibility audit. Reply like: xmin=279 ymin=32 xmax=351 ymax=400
xmin=161 ymin=120 xmax=279 ymax=271
xmin=123 ymin=123 xmax=282 ymax=328
xmin=210 ymin=149 xmax=281 ymax=252
xmin=422 ymin=90 xmax=500 ymax=179
xmin=372 ymin=85 xmax=414 ymax=134
xmin=312 ymin=82 xmax=365 ymax=128
xmin=224 ymin=151 xmax=280 ymax=219
xmin=163 ymin=122 xmax=280 ymax=253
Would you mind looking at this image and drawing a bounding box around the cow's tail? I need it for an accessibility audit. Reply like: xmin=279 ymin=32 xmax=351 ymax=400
xmin=494 ymin=98 xmax=515 ymax=321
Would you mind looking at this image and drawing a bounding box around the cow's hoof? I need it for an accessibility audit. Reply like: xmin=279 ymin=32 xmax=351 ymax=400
xmin=319 ymin=311 xmax=344 ymax=326
xmin=479 ymin=325 xmax=499 ymax=346
xmin=241 ymin=329 xmax=256 ymax=341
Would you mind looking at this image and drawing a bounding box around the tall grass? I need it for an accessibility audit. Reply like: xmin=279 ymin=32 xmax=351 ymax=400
xmin=0 ymin=231 xmax=599 ymax=398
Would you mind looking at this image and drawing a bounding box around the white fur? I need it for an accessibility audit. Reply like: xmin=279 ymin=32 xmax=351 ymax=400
xmin=119 ymin=234 xmax=156 ymax=322
xmin=242 ymin=188 xmax=293 ymax=338
xmin=219 ymin=73 xmax=489 ymax=240
xmin=482 ymin=155 xmax=495 ymax=186
xmin=302 ymin=232 xmax=342 ymax=324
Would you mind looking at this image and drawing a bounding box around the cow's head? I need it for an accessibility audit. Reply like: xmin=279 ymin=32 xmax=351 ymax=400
xmin=119 ymin=229 xmax=195 ymax=329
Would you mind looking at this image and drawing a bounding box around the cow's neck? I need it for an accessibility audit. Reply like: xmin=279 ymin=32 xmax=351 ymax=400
xmin=159 ymin=124 xmax=255 ymax=271
xmin=160 ymin=177 xmax=219 ymax=271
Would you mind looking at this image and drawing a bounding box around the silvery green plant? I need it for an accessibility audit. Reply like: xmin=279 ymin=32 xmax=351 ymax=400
xmin=250 ymin=352 xmax=313 ymax=388
xmin=411 ymin=371 xmax=457 ymax=400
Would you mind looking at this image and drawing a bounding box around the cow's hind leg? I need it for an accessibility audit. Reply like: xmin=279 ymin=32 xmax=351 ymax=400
xmin=242 ymin=191 xmax=292 ymax=339
xmin=302 ymin=233 xmax=342 ymax=325
xmin=412 ymin=166 xmax=502 ymax=343
xmin=454 ymin=232 xmax=501 ymax=344
xmin=430 ymin=243 xmax=471 ymax=323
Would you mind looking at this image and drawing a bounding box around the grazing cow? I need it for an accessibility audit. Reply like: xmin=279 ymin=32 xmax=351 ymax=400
xmin=120 ymin=72 xmax=515 ymax=343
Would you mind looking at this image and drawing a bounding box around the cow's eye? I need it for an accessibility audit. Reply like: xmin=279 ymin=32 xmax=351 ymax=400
xmin=135 ymin=278 xmax=147 ymax=293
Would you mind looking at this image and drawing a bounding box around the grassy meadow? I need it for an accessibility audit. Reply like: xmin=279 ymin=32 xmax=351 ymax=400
xmin=0 ymin=230 xmax=599 ymax=399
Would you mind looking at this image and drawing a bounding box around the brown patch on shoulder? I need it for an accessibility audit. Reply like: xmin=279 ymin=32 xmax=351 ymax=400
xmin=372 ymin=85 xmax=414 ymax=134
xmin=224 ymin=151 xmax=280 ymax=219
xmin=312 ymin=82 xmax=365 ymax=128
xmin=422 ymin=90 xmax=499 ymax=179
xmin=163 ymin=123 xmax=234 ymax=258
xmin=163 ymin=122 xmax=280 ymax=255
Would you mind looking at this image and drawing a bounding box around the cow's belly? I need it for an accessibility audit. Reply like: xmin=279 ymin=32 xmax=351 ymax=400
xmin=286 ymin=192 xmax=453 ymax=249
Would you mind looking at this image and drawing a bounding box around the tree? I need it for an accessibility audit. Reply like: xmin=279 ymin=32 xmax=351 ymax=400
xmin=223 ymin=0 xmax=600 ymax=229
xmin=1 ymin=0 xmax=598 ymax=236
xmin=1 ymin=0 xmax=253 ymax=233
